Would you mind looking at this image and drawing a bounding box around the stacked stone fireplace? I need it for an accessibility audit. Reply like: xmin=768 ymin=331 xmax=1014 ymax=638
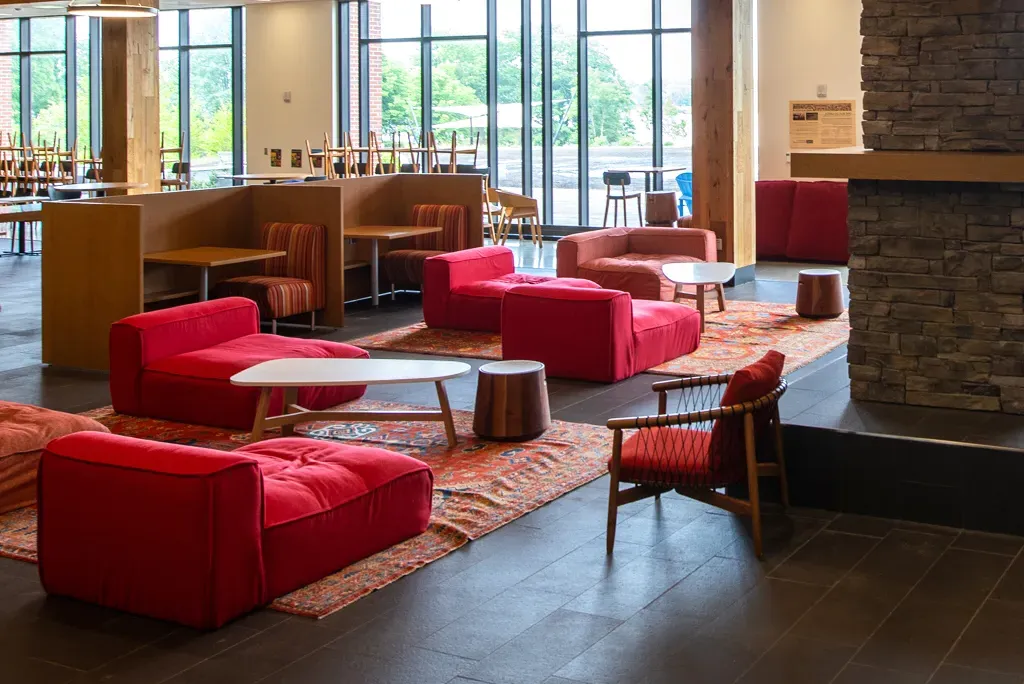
xmin=848 ymin=0 xmax=1024 ymax=414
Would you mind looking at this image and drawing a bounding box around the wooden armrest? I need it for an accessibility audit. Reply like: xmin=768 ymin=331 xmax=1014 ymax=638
xmin=652 ymin=373 xmax=733 ymax=393
xmin=612 ymin=379 xmax=789 ymax=431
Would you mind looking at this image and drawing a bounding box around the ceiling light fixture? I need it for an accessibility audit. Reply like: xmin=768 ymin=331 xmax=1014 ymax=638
xmin=67 ymin=1 xmax=158 ymax=18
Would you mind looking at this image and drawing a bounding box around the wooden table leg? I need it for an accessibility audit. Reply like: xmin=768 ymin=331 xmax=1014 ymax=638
xmin=696 ymin=286 xmax=706 ymax=333
xmin=370 ymin=238 xmax=380 ymax=307
xmin=251 ymin=387 xmax=272 ymax=441
xmin=281 ymin=387 xmax=298 ymax=436
xmin=716 ymin=283 xmax=726 ymax=312
xmin=435 ymin=380 xmax=458 ymax=447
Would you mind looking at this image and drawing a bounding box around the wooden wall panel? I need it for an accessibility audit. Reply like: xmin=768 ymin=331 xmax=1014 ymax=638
xmin=250 ymin=184 xmax=347 ymax=326
xmin=692 ymin=0 xmax=756 ymax=269
xmin=42 ymin=202 xmax=143 ymax=371
xmin=101 ymin=14 xmax=160 ymax=196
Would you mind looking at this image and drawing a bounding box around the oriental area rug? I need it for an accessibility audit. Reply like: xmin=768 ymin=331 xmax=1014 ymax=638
xmin=0 ymin=401 xmax=612 ymax=620
xmin=348 ymin=300 xmax=850 ymax=376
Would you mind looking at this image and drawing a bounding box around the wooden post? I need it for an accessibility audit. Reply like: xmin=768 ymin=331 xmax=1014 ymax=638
xmin=692 ymin=0 xmax=755 ymax=271
xmin=101 ymin=10 xmax=160 ymax=196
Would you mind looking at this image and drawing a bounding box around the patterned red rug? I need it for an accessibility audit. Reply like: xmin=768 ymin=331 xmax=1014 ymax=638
xmin=348 ymin=301 xmax=850 ymax=376
xmin=0 ymin=400 xmax=612 ymax=619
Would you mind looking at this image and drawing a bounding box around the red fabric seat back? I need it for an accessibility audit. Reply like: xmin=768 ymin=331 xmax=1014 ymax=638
xmin=260 ymin=222 xmax=326 ymax=309
xmin=412 ymin=204 xmax=469 ymax=252
xmin=755 ymin=180 xmax=797 ymax=259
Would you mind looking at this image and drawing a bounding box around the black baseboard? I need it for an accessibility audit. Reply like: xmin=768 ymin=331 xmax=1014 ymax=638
xmin=779 ymin=424 xmax=1024 ymax=535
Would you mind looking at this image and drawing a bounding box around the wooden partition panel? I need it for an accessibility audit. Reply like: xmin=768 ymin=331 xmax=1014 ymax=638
xmin=42 ymin=202 xmax=143 ymax=371
xmin=91 ymin=187 xmax=254 ymax=296
xmin=250 ymin=184 xmax=346 ymax=326
xmin=398 ymin=174 xmax=485 ymax=248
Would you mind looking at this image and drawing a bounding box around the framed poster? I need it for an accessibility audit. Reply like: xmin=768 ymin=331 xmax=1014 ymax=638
xmin=270 ymin=149 xmax=282 ymax=167
xmin=291 ymin=149 xmax=302 ymax=168
xmin=789 ymin=100 xmax=857 ymax=149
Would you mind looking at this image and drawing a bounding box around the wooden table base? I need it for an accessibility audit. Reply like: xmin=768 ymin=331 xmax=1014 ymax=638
xmin=473 ymin=361 xmax=551 ymax=441
xmin=250 ymin=381 xmax=459 ymax=447
xmin=674 ymin=284 xmax=726 ymax=333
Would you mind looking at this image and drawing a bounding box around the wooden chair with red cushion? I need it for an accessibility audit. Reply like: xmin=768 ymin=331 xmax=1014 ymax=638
xmin=605 ymin=351 xmax=789 ymax=558
xmin=382 ymin=204 xmax=469 ymax=295
xmin=214 ymin=222 xmax=325 ymax=333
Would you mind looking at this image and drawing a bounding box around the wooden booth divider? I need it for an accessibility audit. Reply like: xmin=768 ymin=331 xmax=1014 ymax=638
xmin=42 ymin=174 xmax=483 ymax=371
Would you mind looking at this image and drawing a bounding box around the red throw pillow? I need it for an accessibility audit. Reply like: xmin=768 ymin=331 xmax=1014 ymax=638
xmin=785 ymin=181 xmax=849 ymax=263
xmin=720 ymin=350 xmax=786 ymax=407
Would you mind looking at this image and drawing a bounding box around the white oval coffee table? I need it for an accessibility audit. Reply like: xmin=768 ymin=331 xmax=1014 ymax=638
xmin=662 ymin=262 xmax=737 ymax=333
xmin=231 ymin=358 xmax=471 ymax=446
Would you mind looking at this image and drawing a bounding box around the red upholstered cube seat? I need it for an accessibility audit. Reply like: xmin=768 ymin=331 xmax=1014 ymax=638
xmin=423 ymin=246 xmax=599 ymax=332
xmin=39 ymin=432 xmax=433 ymax=629
xmin=501 ymin=284 xmax=701 ymax=382
xmin=111 ymin=298 xmax=369 ymax=430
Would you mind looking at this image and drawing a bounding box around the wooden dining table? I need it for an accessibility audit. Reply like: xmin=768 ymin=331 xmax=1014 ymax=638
xmin=54 ymin=181 xmax=149 ymax=197
xmin=606 ymin=165 xmax=687 ymax=193
xmin=344 ymin=225 xmax=443 ymax=306
xmin=221 ymin=173 xmax=306 ymax=184
xmin=0 ymin=205 xmax=44 ymax=256
xmin=143 ymin=246 xmax=287 ymax=301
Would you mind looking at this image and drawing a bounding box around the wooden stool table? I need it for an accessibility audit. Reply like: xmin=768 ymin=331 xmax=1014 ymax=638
xmin=473 ymin=360 xmax=551 ymax=441
xmin=645 ymin=190 xmax=680 ymax=226
xmin=796 ymin=268 xmax=845 ymax=319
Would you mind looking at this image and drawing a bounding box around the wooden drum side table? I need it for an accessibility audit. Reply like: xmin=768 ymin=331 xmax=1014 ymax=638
xmin=796 ymin=268 xmax=845 ymax=319
xmin=473 ymin=360 xmax=552 ymax=441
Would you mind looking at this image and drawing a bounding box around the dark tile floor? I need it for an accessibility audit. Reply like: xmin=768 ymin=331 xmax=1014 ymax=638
xmin=3 ymin=247 xmax=1024 ymax=683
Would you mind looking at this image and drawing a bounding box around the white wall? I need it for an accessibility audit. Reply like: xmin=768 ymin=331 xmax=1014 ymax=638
xmin=757 ymin=0 xmax=863 ymax=180
xmin=245 ymin=0 xmax=336 ymax=174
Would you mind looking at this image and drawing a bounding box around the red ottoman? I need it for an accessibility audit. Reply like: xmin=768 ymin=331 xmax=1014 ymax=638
xmin=110 ymin=298 xmax=369 ymax=430
xmin=38 ymin=432 xmax=433 ymax=629
xmin=423 ymin=246 xmax=599 ymax=332
xmin=502 ymin=284 xmax=702 ymax=383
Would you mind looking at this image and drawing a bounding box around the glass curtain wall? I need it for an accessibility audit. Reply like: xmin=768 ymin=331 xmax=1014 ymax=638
xmin=0 ymin=16 xmax=98 ymax=156
xmin=159 ymin=7 xmax=243 ymax=188
xmin=343 ymin=0 xmax=691 ymax=229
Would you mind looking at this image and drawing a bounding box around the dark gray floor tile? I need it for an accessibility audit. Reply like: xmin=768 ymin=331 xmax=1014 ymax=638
xmin=5 ymin=656 xmax=80 ymax=684
xmin=951 ymin=531 xmax=1024 ymax=557
xmin=719 ymin=512 xmax=830 ymax=572
xmin=848 ymin=530 xmax=953 ymax=588
xmin=832 ymin=663 xmax=928 ymax=684
xmin=604 ymin=506 xmax=703 ymax=547
xmin=992 ymin=554 xmax=1024 ymax=604
xmin=644 ymin=512 xmax=748 ymax=564
xmin=735 ymin=634 xmax=855 ymax=684
xmin=264 ymin=644 xmax=474 ymax=684
xmin=853 ymin=597 xmax=977 ymax=676
xmin=930 ymin=664 xmax=1023 ymax=684
xmin=563 ymin=555 xmax=701 ymax=621
xmin=790 ymin=573 xmax=911 ymax=648
xmin=555 ymin=609 xmax=703 ymax=684
xmin=769 ymin=531 xmax=879 ymax=587
xmin=827 ymin=514 xmax=897 ymax=538
xmin=701 ymin=578 xmax=826 ymax=653
xmin=645 ymin=555 xmax=769 ymax=621
xmin=516 ymin=538 xmax=649 ymax=598
xmin=643 ymin=634 xmax=763 ymax=684
xmin=462 ymin=609 xmax=621 ymax=684
xmin=416 ymin=586 xmax=570 ymax=660
xmin=908 ymin=549 xmax=1011 ymax=607
xmin=946 ymin=599 xmax=1024 ymax=675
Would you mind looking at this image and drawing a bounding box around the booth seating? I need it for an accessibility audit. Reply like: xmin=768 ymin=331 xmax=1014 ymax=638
xmin=423 ymin=246 xmax=600 ymax=332
xmin=38 ymin=432 xmax=433 ymax=629
xmin=557 ymin=225 xmax=717 ymax=302
xmin=756 ymin=180 xmax=849 ymax=263
xmin=214 ymin=222 xmax=326 ymax=333
xmin=502 ymin=284 xmax=702 ymax=383
xmin=109 ymin=298 xmax=369 ymax=430
xmin=0 ymin=401 xmax=109 ymax=514
xmin=382 ymin=204 xmax=470 ymax=292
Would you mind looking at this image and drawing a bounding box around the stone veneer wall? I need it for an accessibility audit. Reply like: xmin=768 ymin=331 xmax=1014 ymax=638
xmin=849 ymin=0 xmax=1024 ymax=413
xmin=848 ymin=181 xmax=1024 ymax=412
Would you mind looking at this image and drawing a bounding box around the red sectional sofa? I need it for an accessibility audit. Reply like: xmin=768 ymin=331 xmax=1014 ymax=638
xmin=38 ymin=432 xmax=433 ymax=629
xmin=502 ymin=284 xmax=702 ymax=383
xmin=423 ymin=245 xmax=599 ymax=332
xmin=110 ymin=298 xmax=369 ymax=430
xmin=756 ymin=180 xmax=849 ymax=264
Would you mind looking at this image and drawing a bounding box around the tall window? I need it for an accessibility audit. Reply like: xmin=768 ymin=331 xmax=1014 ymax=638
xmin=344 ymin=0 xmax=691 ymax=229
xmin=159 ymin=7 xmax=242 ymax=188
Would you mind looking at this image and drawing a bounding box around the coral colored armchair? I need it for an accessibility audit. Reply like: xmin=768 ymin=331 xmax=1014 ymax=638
xmin=501 ymin=284 xmax=701 ymax=383
xmin=423 ymin=245 xmax=599 ymax=332
xmin=109 ymin=297 xmax=368 ymax=430
xmin=383 ymin=204 xmax=470 ymax=292
xmin=214 ymin=222 xmax=326 ymax=333
xmin=557 ymin=225 xmax=717 ymax=301
xmin=38 ymin=432 xmax=433 ymax=629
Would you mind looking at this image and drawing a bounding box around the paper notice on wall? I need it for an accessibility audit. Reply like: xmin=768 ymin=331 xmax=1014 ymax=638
xmin=789 ymin=100 xmax=857 ymax=149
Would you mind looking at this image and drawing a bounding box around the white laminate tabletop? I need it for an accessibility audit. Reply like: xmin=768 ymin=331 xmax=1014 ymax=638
xmin=231 ymin=358 xmax=472 ymax=387
xmin=662 ymin=262 xmax=737 ymax=285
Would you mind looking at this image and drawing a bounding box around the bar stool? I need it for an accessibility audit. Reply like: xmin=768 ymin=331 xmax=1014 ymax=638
xmin=602 ymin=171 xmax=642 ymax=226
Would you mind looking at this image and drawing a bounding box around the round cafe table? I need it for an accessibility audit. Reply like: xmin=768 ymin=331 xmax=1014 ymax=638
xmin=662 ymin=261 xmax=737 ymax=333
